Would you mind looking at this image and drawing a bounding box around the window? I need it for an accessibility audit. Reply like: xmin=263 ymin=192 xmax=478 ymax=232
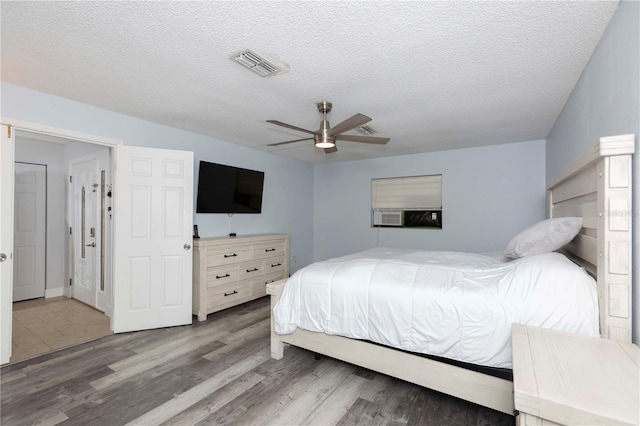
xmin=371 ymin=174 xmax=442 ymax=228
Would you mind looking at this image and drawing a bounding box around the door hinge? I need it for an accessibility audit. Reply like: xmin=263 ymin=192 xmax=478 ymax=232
xmin=69 ymin=227 xmax=72 ymax=235
xmin=69 ymin=176 xmax=72 ymax=183
xmin=69 ymin=278 xmax=73 ymax=286
xmin=6 ymin=125 xmax=11 ymax=138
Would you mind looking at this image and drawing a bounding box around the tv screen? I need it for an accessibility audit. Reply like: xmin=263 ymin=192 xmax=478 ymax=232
xmin=196 ymin=161 xmax=264 ymax=214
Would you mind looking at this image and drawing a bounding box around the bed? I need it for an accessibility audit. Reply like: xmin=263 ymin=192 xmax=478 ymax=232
xmin=266 ymin=133 xmax=635 ymax=415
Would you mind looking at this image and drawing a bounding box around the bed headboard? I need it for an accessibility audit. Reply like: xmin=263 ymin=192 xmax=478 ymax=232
xmin=547 ymin=134 xmax=635 ymax=342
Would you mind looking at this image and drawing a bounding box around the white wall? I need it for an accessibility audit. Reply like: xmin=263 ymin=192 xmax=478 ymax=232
xmin=546 ymin=1 xmax=640 ymax=344
xmin=14 ymin=137 xmax=67 ymax=294
xmin=2 ymin=82 xmax=315 ymax=273
xmin=64 ymin=140 xmax=110 ymax=160
xmin=313 ymin=139 xmax=546 ymax=261
xmin=14 ymin=138 xmax=116 ymax=296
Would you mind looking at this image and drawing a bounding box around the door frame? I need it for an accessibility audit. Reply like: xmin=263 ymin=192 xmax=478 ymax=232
xmin=0 ymin=117 xmax=121 ymax=364
xmin=1 ymin=124 xmax=15 ymax=365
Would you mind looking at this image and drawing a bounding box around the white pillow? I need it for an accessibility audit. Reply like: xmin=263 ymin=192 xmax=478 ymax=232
xmin=504 ymin=217 xmax=583 ymax=259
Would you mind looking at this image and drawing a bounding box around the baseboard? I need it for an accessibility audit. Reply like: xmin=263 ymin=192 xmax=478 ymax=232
xmin=45 ymin=287 xmax=65 ymax=298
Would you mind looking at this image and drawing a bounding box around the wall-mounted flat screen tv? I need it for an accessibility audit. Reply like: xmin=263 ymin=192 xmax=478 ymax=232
xmin=196 ymin=161 xmax=264 ymax=214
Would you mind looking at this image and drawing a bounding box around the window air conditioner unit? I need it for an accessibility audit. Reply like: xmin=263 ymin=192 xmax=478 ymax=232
xmin=373 ymin=210 xmax=403 ymax=227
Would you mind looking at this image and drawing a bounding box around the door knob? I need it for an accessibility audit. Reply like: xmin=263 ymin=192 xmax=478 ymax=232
xmin=0 ymin=253 xmax=6 ymax=262
xmin=184 ymin=244 xmax=191 ymax=250
xmin=86 ymin=242 xmax=96 ymax=247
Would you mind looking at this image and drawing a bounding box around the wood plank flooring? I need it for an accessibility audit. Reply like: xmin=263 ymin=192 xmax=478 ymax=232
xmin=1 ymin=297 xmax=515 ymax=425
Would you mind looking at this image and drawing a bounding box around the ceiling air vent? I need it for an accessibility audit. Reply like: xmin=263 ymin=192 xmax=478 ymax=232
xmin=232 ymin=49 xmax=283 ymax=77
xmin=357 ymin=125 xmax=377 ymax=135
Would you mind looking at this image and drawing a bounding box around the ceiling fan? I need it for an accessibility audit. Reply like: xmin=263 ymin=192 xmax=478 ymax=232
xmin=266 ymin=101 xmax=390 ymax=154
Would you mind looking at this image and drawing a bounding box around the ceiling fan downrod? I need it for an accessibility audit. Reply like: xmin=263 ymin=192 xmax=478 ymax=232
xmin=316 ymin=101 xmax=335 ymax=148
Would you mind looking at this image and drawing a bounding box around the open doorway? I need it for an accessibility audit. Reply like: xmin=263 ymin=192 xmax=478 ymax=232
xmin=2 ymin=121 xmax=194 ymax=366
xmin=11 ymin=131 xmax=113 ymax=362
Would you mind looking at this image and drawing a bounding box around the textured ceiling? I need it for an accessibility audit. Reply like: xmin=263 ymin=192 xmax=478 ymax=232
xmin=1 ymin=1 xmax=618 ymax=164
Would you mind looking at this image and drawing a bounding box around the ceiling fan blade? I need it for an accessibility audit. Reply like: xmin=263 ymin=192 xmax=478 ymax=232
xmin=267 ymin=137 xmax=313 ymax=147
xmin=324 ymin=146 xmax=338 ymax=154
xmin=328 ymin=113 xmax=372 ymax=135
xmin=266 ymin=120 xmax=315 ymax=135
xmin=336 ymin=135 xmax=390 ymax=144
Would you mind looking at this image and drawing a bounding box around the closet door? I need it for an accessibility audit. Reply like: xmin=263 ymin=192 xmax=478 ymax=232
xmin=13 ymin=162 xmax=46 ymax=301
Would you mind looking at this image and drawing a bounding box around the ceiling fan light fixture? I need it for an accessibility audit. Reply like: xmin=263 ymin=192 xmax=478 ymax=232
xmin=266 ymin=101 xmax=389 ymax=154
xmin=315 ymin=140 xmax=335 ymax=148
xmin=314 ymin=133 xmax=335 ymax=148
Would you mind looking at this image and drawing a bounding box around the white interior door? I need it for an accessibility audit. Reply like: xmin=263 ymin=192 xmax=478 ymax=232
xmin=1 ymin=125 xmax=15 ymax=364
xmin=70 ymin=156 xmax=101 ymax=309
xmin=112 ymin=145 xmax=193 ymax=333
xmin=13 ymin=163 xmax=46 ymax=301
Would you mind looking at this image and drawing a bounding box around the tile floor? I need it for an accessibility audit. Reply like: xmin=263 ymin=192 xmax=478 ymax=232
xmin=11 ymin=297 xmax=111 ymax=363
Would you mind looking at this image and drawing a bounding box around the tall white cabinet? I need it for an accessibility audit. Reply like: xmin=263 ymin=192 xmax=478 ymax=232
xmin=192 ymin=234 xmax=289 ymax=321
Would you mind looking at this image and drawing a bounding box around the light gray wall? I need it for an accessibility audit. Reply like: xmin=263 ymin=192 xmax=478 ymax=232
xmin=546 ymin=0 xmax=640 ymax=343
xmin=14 ymin=138 xmax=67 ymax=293
xmin=313 ymin=139 xmax=546 ymax=262
xmin=2 ymin=82 xmax=315 ymax=273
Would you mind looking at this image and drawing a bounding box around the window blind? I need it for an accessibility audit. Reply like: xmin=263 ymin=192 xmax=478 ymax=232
xmin=372 ymin=175 xmax=442 ymax=210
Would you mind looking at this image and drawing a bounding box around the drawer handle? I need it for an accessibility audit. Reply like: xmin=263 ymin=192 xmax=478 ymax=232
xmin=265 ymin=280 xmax=275 ymax=284
xmin=224 ymin=290 xmax=238 ymax=297
xmin=271 ymin=263 xmax=282 ymax=267
xmin=216 ymin=274 xmax=231 ymax=279
xmin=265 ymin=248 xmax=276 ymax=252
xmin=224 ymin=253 xmax=238 ymax=258
xmin=246 ymin=268 xmax=259 ymax=272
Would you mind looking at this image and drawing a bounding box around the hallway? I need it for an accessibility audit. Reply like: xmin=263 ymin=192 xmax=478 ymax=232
xmin=11 ymin=297 xmax=110 ymax=363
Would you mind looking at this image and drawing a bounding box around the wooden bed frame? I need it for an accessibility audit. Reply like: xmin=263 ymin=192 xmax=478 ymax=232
xmin=266 ymin=134 xmax=635 ymax=415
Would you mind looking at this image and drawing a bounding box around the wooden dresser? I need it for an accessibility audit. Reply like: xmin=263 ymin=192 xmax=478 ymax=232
xmin=192 ymin=234 xmax=289 ymax=321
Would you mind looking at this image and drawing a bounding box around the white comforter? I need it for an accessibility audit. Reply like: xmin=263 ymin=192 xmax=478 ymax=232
xmin=273 ymin=247 xmax=599 ymax=368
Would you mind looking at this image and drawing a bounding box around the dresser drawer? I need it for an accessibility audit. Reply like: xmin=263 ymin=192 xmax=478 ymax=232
xmin=264 ymin=256 xmax=286 ymax=274
xmin=252 ymin=272 xmax=287 ymax=297
xmin=238 ymin=260 xmax=264 ymax=280
xmin=206 ymin=265 xmax=238 ymax=287
xmin=207 ymin=281 xmax=252 ymax=309
xmin=193 ymin=234 xmax=289 ymax=321
xmin=253 ymin=241 xmax=286 ymax=259
xmin=206 ymin=245 xmax=252 ymax=266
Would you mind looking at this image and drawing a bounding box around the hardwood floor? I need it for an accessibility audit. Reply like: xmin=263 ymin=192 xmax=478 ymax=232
xmin=1 ymin=297 xmax=515 ymax=425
